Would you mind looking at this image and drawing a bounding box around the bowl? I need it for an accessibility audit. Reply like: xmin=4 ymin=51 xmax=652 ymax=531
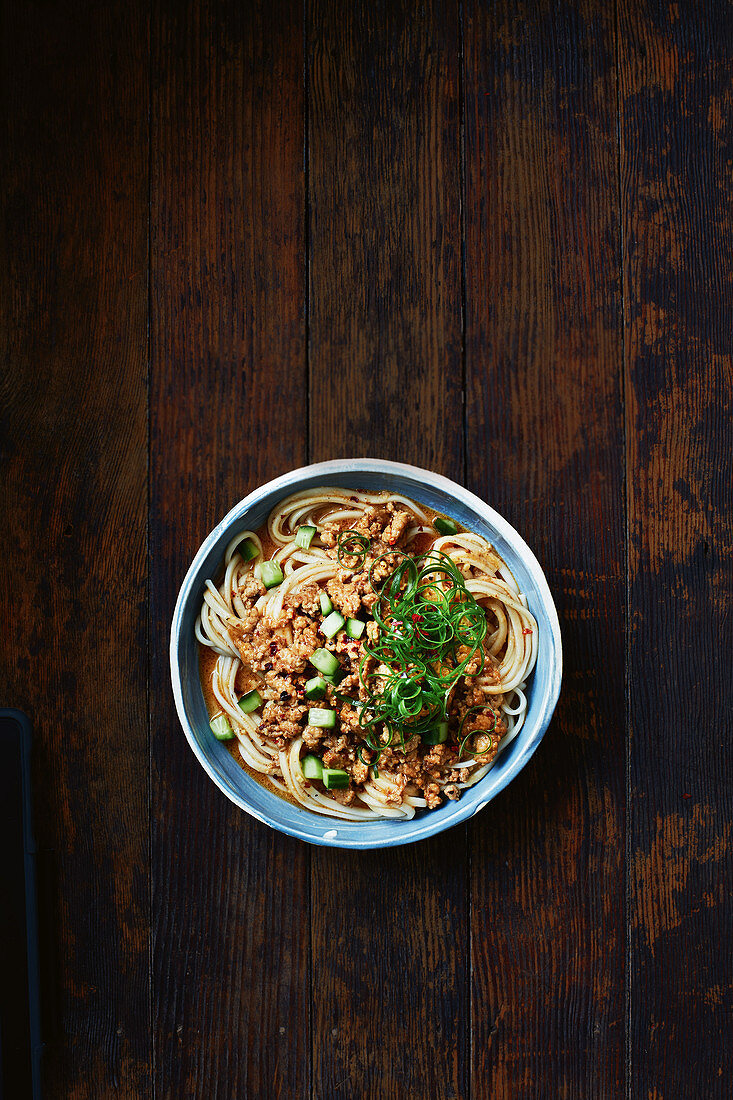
xmin=170 ymin=459 xmax=562 ymax=848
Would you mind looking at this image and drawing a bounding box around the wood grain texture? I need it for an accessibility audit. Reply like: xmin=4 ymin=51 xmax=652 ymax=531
xmin=3 ymin=1 xmax=732 ymax=1095
xmin=307 ymin=2 xmax=467 ymax=1098
xmin=0 ymin=2 xmax=150 ymax=1096
xmin=462 ymin=3 xmax=625 ymax=1096
xmin=308 ymin=0 xmax=464 ymax=471
xmin=149 ymin=2 xmax=308 ymax=1097
xmin=619 ymin=2 xmax=733 ymax=1096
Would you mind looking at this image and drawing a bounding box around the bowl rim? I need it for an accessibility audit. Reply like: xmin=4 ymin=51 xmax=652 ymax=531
xmin=170 ymin=458 xmax=563 ymax=847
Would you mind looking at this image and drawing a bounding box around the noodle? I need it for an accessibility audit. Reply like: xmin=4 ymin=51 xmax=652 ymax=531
xmin=195 ymin=489 xmax=537 ymax=821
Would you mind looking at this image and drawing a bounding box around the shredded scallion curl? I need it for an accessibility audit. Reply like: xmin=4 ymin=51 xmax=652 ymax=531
xmin=352 ymin=551 xmax=492 ymax=759
xmin=337 ymin=530 xmax=370 ymax=570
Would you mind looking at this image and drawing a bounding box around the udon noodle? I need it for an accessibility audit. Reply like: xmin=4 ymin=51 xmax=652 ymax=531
xmin=195 ymin=488 xmax=537 ymax=821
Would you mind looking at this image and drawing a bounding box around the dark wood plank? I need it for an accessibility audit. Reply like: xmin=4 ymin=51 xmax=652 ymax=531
xmin=463 ymin=3 xmax=625 ymax=1096
xmin=307 ymin=3 xmax=466 ymax=1098
xmin=308 ymin=0 xmax=464 ymax=472
xmin=149 ymin=2 xmax=309 ymax=1097
xmin=0 ymin=1 xmax=150 ymax=1095
xmin=618 ymin=3 xmax=733 ymax=1096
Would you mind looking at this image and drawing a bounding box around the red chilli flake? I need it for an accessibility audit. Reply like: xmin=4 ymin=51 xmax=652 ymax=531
xmin=522 ymin=628 xmax=533 ymax=635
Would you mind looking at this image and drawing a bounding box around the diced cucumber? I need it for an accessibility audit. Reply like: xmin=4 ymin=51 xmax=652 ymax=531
xmin=238 ymin=537 xmax=258 ymax=562
xmin=434 ymin=516 xmax=458 ymax=536
xmin=345 ymin=617 xmax=365 ymax=640
xmin=210 ymin=713 xmax=234 ymax=741
xmin=238 ymin=689 xmax=262 ymax=714
xmin=301 ymin=754 xmax=324 ymax=780
xmin=319 ymin=591 xmax=334 ymax=615
xmin=322 ymin=768 xmax=349 ymax=790
xmin=305 ymin=676 xmax=327 ymax=700
xmin=308 ymin=707 xmax=336 ymax=728
xmin=321 ymin=610 xmax=345 ymax=638
xmin=423 ymin=721 xmax=449 ymax=745
xmin=310 ymin=648 xmax=340 ymax=676
xmin=295 ymin=525 xmax=317 ymax=549
xmin=260 ymin=560 xmax=284 ymax=589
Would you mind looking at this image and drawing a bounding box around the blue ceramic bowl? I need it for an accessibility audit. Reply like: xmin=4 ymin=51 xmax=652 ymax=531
xmin=170 ymin=460 xmax=562 ymax=848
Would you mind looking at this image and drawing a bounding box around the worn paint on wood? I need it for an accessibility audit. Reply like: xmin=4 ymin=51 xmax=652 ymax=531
xmin=620 ymin=2 xmax=733 ymax=1096
xmin=2 ymin=0 xmax=731 ymax=1096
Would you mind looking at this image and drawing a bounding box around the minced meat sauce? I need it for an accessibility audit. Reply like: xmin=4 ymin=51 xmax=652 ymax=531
xmin=199 ymin=498 xmax=508 ymax=812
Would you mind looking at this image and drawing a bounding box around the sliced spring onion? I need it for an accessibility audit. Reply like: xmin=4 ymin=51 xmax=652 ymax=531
xmin=260 ymin=560 xmax=284 ymax=589
xmin=345 ymin=617 xmax=365 ymax=640
xmin=210 ymin=713 xmax=234 ymax=741
xmin=320 ymin=610 xmax=345 ymax=639
xmin=238 ymin=537 xmax=259 ymax=562
xmin=238 ymin=689 xmax=262 ymax=714
xmin=319 ymin=591 xmax=334 ymax=615
xmin=305 ymin=676 xmax=328 ymax=700
xmin=337 ymin=531 xmax=370 ymax=570
xmin=295 ymin=524 xmax=317 ymax=549
xmin=322 ymin=768 xmax=349 ymax=790
xmin=308 ymin=707 xmax=336 ymax=729
xmin=434 ymin=516 xmax=458 ymax=536
xmin=357 ymin=550 xmax=487 ymax=744
xmin=301 ymin=754 xmax=324 ymax=780
xmin=457 ymin=705 xmax=498 ymax=757
xmin=310 ymin=648 xmax=339 ymax=676
xmin=422 ymin=721 xmax=449 ymax=745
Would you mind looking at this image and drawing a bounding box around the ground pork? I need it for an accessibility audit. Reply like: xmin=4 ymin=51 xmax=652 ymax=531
xmin=351 ymin=761 xmax=369 ymax=784
xmin=220 ymin=506 xmax=506 ymax=814
xmin=319 ymin=522 xmax=340 ymax=548
xmin=381 ymin=507 xmax=412 ymax=546
xmin=238 ymin=574 xmax=266 ymax=601
xmin=424 ymin=783 xmax=442 ymax=809
xmin=338 ymin=702 xmax=361 ymax=734
xmin=285 ymin=583 xmax=321 ymax=616
xmin=259 ymin=699 xmax=307 ymax=742
xmin=325 ymin=574 xmax=362 ymax=619
xmin=379 ymin=773 xmax=408 ymax=806
xmin=302 ymin=725 xmax=327 ymax=749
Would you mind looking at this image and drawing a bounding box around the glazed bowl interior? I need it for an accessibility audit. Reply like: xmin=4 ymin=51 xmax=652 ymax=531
xmin=170 ymin=459 xmax=562 ymax=849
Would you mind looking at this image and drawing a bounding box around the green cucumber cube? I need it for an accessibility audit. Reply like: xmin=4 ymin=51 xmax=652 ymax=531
xmin=210 ymin=713 xmax=234 ymax=741
xmin=310 ymin=648 xmax=340 ymax=676
xmin=322 ymin=768 xmax=349 ymax=790
xmin=301 ymin=754 xmax=324 ymax=780
xmin=308 ymin=708 xmax=336 ymax=729
xmin=238 ymin=689 xmax=262 ymax=714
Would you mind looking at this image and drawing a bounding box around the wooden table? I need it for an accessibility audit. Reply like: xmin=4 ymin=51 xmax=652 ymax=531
xmin=2 ymin=2 xmax=731 ymax=1097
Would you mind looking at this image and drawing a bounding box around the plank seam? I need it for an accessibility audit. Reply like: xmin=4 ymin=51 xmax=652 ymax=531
xmin=613 ymin=3 xmax=632 ymax=1098
xmin=146 ymin=0 xmax=155 ymax=1094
